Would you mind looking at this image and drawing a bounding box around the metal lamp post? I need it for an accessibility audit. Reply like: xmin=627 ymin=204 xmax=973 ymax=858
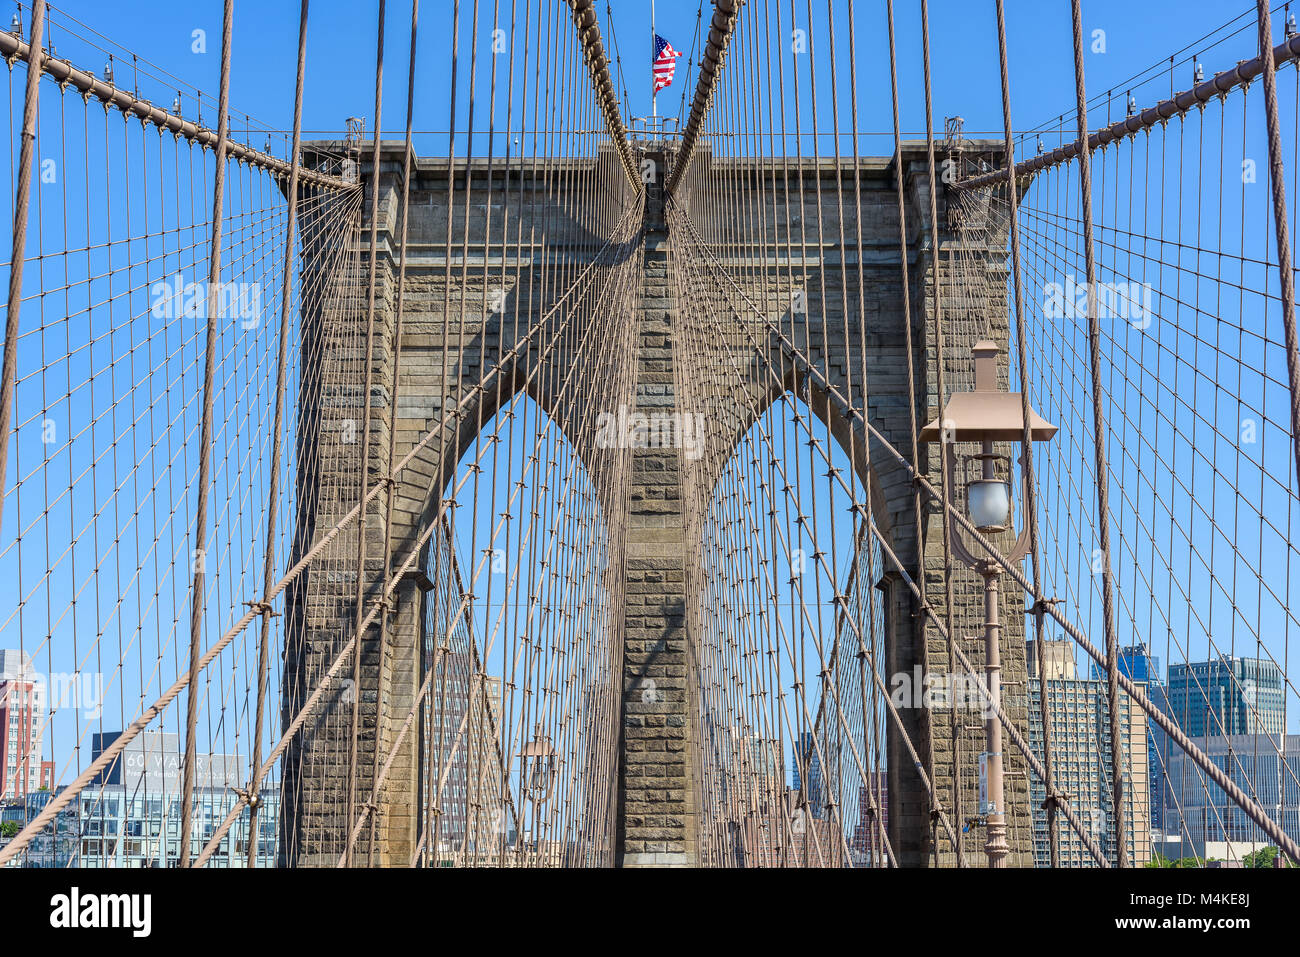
xmin=921 ymin=340 xmax=1056 ymax=867
xmin=519 ymin=729 xmax=558 ymax=806
xmin=516 ymin=728 xmax=558 ymax=863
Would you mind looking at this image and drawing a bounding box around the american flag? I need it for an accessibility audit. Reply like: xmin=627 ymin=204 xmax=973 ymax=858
xmin=652 ymin=34 xmax=682 ymax=94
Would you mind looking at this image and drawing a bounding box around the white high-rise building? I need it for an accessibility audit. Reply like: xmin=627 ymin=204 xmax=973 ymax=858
xmin=0 ymin=650 xmax=46 ymax=801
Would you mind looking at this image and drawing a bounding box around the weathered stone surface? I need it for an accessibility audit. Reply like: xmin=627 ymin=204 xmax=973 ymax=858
xmin=617 ymin=152 xmax=697 ymax=866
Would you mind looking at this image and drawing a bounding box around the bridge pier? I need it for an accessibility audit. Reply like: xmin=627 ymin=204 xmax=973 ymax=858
xmin=617 ymin=148 xmax=700 ymax=866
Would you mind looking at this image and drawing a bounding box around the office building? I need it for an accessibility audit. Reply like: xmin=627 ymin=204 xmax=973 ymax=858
xmin=80 ymin=730 xmax=274 ymax=866
xmin=1089 ymin=643 xmax=1173 ymax=834
xmin=792 ymin=730 xmax=825 ymax=819
xmin=0 ymin=787 xmax=79 ymax=867
xmin=1027 ymin=640 xmax=1152 ymax=866
xmin=1166 ymin=655 xmax=1284 ymax=737
xmin=1160 ymin=733 xmax=1300 ymax=862
xmin=1027 ymin=639 xmax=1076 ymax=680
xmin=849 ymin=771 xmax=889 ymax=866
xmin=1 ymin=730 xmax=276 ymax=867
xmin=427 ymin=648 xmax=508 ymax=860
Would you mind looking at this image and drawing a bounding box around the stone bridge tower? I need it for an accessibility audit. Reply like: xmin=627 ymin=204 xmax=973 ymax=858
xmin=280 ymin=137 xmax=1033 ymax=868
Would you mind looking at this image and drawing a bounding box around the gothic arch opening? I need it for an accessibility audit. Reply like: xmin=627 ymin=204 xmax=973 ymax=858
xmin=686 ymin=388 xmax=891 ymax=867
xmin=414 ymin=392 xmax=621 ymax=867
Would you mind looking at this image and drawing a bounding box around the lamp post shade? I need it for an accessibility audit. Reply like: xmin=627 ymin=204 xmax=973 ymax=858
xmin=519 ymin=733 xmax=558 ymax=805
xmin=919 ymin=341 xmax=1057 ymax=445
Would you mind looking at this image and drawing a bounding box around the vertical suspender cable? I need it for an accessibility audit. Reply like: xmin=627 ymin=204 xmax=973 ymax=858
xmin=365 ymin=0 xmax=419 ymax=867
xmin=247 ymin=0 xmax=312 ymax=869
xmin=992 ymin=0 xmax=1067 ymax=867
xmin=1069 ymin=0 xmax=1127 ymax=869
xmin=885 ymin=0 xmax=945 ymax=863
xmin=180 ymin=0 xmax=235 ymax=868
xmin=918 ymin=0 xmax=969 ymax=868
xmin=1256 ymin=1 xmax=1300 ymax=494
xmin=346 ymin=0 xmax=387 ymax=869
xmin=0 ymin=0 xmax=44 ymax=542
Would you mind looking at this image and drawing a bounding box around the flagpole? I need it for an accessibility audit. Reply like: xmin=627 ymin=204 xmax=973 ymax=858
xmin=651 ymin=0 xmax=657 ymax=127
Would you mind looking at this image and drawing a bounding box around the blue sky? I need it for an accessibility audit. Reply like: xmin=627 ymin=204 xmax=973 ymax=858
xmin=30 ymin=0 xmax=1285 ymax=157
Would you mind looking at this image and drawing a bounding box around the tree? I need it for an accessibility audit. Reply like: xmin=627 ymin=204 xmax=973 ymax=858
xmin=0 ymin=821 xmax=20 ymax=839
xmin=1241 ymin=846 xmax=1296 ymax=868
xmin=1243 ymin=846 xmax=1272 ymax=868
